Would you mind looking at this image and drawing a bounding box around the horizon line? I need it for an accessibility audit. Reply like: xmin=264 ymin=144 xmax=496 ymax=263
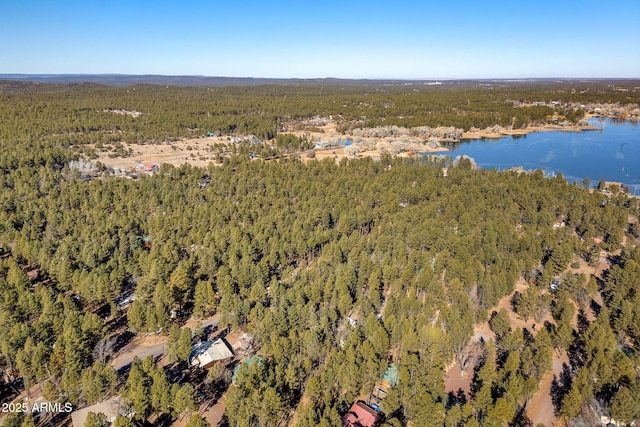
xmin=2 ymin=73 xmax=640 ymax=81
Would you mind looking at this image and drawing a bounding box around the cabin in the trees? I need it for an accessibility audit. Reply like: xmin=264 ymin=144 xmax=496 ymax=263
xmin=342 ymin=402 xmax=380 ymax=427
xmin=371 ymin=364 xmax=398 ymax=401
xmin=190 ymin=338 xmax=234 ymax=369
xmin=139 ymin=162 xmax=159 ymax=174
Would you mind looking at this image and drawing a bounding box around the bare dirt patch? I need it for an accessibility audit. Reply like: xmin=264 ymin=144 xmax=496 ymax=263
xmin=201 ymin=394 xmax=226 ymax=427
xmin=444 ymin=362 xmax=472 ymax=399
xmin=526 ymin=350 xmax=570 ymax=427
xmin=472 ymin=322 xmax=496 ymax=342
xmin=90 ymin=120 xmax=453 ymax=171
xmin=90 ymin=136 xmax=230 ymax=170
xmin=567 ymin=256 xmax=597 ymax=278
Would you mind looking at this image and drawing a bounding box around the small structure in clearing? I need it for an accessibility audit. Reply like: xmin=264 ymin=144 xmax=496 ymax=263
xmin=369 ymin=364 xmax=398 ymax=411
xmin=139 ymin=162 xmax=159 ymax=174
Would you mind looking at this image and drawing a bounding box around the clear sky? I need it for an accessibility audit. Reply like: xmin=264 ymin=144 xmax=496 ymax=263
xmin=2 ymin=0 xmax=639 ymax=79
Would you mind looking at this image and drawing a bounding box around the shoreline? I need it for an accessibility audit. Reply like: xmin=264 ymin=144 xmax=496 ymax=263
xmin=460 ymin=122 xmax=601 ymax=141
xmin=86 ymin=115 xmax=631 ymax=175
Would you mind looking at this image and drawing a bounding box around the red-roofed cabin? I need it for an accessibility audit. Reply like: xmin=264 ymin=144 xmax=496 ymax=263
xmin=141 ymin=163 xmax=159 ymax=174
xmin=342 ymin=402 xmax=380 ymax=427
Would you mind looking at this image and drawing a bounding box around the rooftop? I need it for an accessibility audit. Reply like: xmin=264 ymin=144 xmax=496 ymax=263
xmin=190 ymin=338 xmax=234 ymax=369
xmin=342 ymin=402 xmax=380 ymax=427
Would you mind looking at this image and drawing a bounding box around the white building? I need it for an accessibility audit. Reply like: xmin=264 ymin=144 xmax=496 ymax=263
xmin=190 ymin=338 xmax=234 ymax=369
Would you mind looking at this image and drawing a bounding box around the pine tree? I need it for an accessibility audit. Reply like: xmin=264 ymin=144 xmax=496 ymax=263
xmin=83 ymin=412 xmax=108 ymax=427
xmin=185 ymin=414 xmax=210 ymax=427
xmin=177 ymin=327 xmax=193 ymax=364
xmin=169 ymin=263 xmax=194 ymax=310
xmin=610 ymin=386 xmax=640 ymax=425
xmin=167 ymin=324 xmax=181 ymax=363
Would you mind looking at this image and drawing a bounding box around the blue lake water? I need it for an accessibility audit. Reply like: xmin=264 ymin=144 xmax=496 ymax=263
xmin=437 ymin=118 xmax=640 ymax=194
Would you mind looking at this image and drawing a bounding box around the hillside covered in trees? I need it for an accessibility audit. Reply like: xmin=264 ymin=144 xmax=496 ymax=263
xmin=0 ymin=80 xmax=639 ymax=427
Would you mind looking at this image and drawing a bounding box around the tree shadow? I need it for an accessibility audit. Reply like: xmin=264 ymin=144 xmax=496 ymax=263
xmin=111 ymin=330 xmax=136 ymax=354
xmin=522 ymin=327 xmax=535 ymax=345
xmin=577 ymin=309 xmax=590 ymax=335
xmin=149 ymin=413 xmax=175 ymax=427
xmin=41 ymin=411 xmax=72 ymax=427
xmin=509 ymin=404 xmax=533 ymax=427
xmin=589 ymin=298 xmax=602 ymax=318
xmin=550 ymin=362 xmax=572 ymax=415
xmin=567 ymin=340 xmax=585 ymax=374
xmin=594 ymin=275 xmax=607 ymax=293
xmin=0 ymin=380 xmax=20 ymax=407
xmin=470 ymin=351 xmax=486 ymax=397
xmin=511 ymin=291 xmax=522 ymax=313
xmin=543 ymin=320 xmax=555 ymax=335
xmin=606 ymin=253 xmax=621 ymax=268
xmin=446 ymin=388 xmax=467 ymax=409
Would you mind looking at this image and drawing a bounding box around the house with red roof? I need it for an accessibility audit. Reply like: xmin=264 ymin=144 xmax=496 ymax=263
xmin=342 ymin=402 xmax=380 ymax=427
xmin=140 ymin=163 xmax=159 ymax=174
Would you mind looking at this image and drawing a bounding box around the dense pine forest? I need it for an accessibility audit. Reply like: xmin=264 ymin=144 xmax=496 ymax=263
xmin=1 ymin=79 xmax=639 ymax=148
xmin=0 ymin=80 xmax=639 ymax=427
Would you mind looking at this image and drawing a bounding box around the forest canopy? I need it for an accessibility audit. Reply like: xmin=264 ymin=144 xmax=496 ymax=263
xmin=1 ymin=79 xmax=638 ymax=151
xmin=0 ymin=80 xmax=639 ymax=427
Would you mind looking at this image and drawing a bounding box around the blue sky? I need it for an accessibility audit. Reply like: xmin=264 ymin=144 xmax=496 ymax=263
xmin=2 ymin=0 xmax=639 ymax=79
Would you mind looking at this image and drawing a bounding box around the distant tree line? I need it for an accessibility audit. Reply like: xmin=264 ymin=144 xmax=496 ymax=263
xmin=1 ymin=80 xmax=638 ymax=155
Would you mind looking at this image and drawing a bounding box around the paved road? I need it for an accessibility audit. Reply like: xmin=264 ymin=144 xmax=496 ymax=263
xmin=111 ymin=337 xmax=167 ymax=371
xmin=111 ymin=315 xmax=219 ymax=371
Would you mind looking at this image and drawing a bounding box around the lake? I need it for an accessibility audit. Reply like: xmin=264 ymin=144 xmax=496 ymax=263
xmin=437 ymin=118 xmax=640 ymax=194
